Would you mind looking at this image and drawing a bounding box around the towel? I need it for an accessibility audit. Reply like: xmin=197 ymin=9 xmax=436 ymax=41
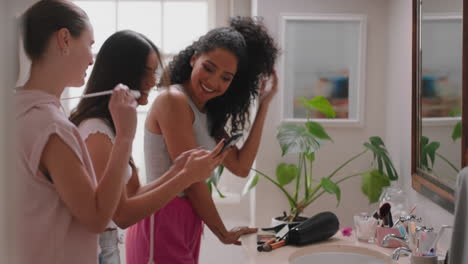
xmin=449 ymin=167 xmax=468 ymax=264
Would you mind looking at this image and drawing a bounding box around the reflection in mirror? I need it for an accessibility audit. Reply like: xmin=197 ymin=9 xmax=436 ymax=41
xmin=420 ymin=3 xmax=462 ymax=187
xmin=412 ymin=0 xmax=466 ymax=213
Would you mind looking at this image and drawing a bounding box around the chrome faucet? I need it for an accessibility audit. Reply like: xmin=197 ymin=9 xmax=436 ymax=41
xmin=382 ymin=233 xmax=409 ymax=248
xmin=391 ymin=247 xmax=412 ymax=261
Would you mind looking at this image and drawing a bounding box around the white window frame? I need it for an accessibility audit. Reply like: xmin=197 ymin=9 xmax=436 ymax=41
xmin=279 ymin=14 xmax=367 ymax=128
xmin=64 ymin=0 xmax=217 ymax=113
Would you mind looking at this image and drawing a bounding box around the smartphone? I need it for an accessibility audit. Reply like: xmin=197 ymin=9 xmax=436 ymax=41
xmin=217 ymin=132 xmax=243 ymax=155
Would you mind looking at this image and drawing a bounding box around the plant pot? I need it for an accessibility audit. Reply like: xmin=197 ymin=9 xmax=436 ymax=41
xmin=271 ymin=215 xmax=308 ymax=227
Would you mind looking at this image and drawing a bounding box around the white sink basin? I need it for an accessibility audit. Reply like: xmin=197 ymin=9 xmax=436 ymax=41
xmin=289 ymin=244 xmax=392 ymax=264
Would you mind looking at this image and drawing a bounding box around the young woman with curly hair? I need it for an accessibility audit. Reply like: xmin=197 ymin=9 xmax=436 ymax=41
xmin=125 ymin=16 xmax=279 ymax=264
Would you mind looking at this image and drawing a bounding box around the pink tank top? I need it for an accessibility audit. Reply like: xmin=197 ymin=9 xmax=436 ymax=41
xmin=15 ymin=89 xmax=98 ymax=264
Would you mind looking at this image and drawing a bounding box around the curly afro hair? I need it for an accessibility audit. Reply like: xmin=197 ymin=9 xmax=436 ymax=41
xmin=167 ymin=16 xmax=279 ymax=138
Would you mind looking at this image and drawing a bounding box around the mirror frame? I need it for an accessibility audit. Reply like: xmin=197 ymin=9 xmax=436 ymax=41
xmin=412 ymin=0 xmax=467 ymax=213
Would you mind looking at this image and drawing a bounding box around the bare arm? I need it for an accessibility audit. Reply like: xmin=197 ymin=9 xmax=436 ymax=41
xmin=154 ymin=87 xmax=256 ymax=245
xmin=112 ymin=144 xmax=225 ymax=229
xmin=85 ymin=125 xmax=226 ymax=229
xmin=221 ymin=72 xmax=278 ymax=177
xmin=131 ymin=168 xmax=180 ymax=196
xmin=113 ymin=167 xmax=191 ymax=229
xmin=41 ymin=85 xmax=136 ymax=233
xmin=41 ymin=133 xmax=132 ymax=233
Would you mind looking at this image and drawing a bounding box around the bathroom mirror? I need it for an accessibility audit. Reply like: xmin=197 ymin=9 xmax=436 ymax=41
xmin=412 ymin=0 xmax=467 ymax=213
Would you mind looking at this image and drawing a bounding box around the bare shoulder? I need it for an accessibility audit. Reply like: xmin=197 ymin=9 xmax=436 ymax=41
xmin=150 ymin=86 xmax=192 ymax=116
xmin=155 ymin=86 xmax=189 ymax=108
xmin=147 ymin=85 xmax=194 ymax=129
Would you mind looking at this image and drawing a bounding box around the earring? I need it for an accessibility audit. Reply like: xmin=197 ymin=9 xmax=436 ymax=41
xmin=62 ymin=49 xmax=69 ymax=55
xmin=190 ymin=62 xmax=194 ymax=67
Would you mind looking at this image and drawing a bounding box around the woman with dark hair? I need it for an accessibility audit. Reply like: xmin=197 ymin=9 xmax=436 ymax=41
xmin=15 ymin=1 xmax=137 ymax=263
xmin=125 ymin=16 xmax=279 ymax=264
xmin=69 ymin=30 xmax=228 ymax=264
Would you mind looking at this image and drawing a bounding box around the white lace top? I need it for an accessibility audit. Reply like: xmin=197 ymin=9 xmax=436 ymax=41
xmin=78 ymin=118 xmax=133 ymax=229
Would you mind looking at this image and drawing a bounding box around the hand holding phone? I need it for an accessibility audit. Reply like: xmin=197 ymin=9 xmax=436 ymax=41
xmin=216 ymin=132 xmax=243 ymax=157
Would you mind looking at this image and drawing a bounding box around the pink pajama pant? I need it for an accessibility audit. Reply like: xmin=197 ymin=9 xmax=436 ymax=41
xmin=125 ymin=197 xmax=203 ymax=264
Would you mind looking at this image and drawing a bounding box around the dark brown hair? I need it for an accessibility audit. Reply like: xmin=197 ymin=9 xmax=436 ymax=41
xmin=168 ymin=16 xmax=278 ymax=138
xmin=22 ymin=0 xmax=89 ymax=60
xmin=70 ymin=30 xmax=161 ymax=134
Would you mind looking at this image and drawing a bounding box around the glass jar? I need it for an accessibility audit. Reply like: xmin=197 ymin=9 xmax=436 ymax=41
xmin=379 ymin=186 xmax=409 ymax=220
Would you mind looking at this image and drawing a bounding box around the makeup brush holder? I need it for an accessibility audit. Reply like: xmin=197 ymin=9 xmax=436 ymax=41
xmin=375 ymin=226 xmax=403 ymax=248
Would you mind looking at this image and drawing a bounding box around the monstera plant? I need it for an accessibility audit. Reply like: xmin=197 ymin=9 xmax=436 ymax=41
xmin=420 ymin=107 xmax=461 ymax=175
xmin=243 ymin=96 xmax=398 ymax=222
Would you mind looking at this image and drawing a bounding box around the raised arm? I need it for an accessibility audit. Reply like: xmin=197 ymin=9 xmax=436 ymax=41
xmin=221 ymin=72 xmax=278 ymax=177
xmin=41 ymin=86 xmax=137 ymax=233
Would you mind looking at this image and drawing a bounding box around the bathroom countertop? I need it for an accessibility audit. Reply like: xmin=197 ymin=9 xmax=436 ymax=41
xmin=240 ymin=232 xmax=411 ymax=264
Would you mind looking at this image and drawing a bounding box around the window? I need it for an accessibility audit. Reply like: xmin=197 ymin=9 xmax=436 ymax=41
xmin=66 ymin=0 xmax=211 ymax=182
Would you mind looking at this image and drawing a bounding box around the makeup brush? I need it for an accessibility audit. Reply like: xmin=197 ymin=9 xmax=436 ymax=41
xmin=259 ymin=239 xmax=286 ymax=252
xmin=257 ymin=237 xmax=277 ymax=252
xmin=372 ymin=211 xmax=380 ymax=220
xmin=388 ymin=208 xmax=394 ymax=227
xmin=61 ymin=89 xmax=141 ymax=100
xmin=379 ymin=203 xmax=392 ymax=227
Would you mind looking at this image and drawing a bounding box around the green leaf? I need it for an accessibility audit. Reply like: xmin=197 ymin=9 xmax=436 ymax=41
xmin=304 ymin=152 xmax=315 ymax=162
xmin=277 ymin=123 xmax=321 ymax=156
xmin=452 ymin=121 xmax=461 ymax=142
xmin=305 ymin=121 xmax=333 ymax=141
xmin=320 ymin=178 xmax=341 ymax=206
xmin=421 ymin=136 xmax=429 ymax=147
xmin=211 ymin=165 xmax=224 ymax=185
xmin=242 ymin=174 xmax=259 ymax=196
xmin=363 ymin=136 xmax=398 ymax=181
xmin=252 ymin=169 xmax=298 ymax=209
xmin=361 ymin=170 xmax=391 ymax=203
xmin=369 ymin=136 xmax=385 ymax=147
xmin=300 ymin=96 xmax=336 ymax=118
xmin=207 ymin=179 xmax=213 ymax=194
xmin=424 ymin=141 xmax=440 ymax=168
xmin=420 ymin=136 xmax=430 ymax=170
xmin=276 ymin=163 xmax=299 ymax=186
xmin=213 ymin=183 xmax=226 ymax=198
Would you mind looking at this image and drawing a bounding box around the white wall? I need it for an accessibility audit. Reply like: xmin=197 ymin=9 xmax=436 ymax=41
xmin=253 ymin=0 xmax=390 ymax=228
xmin=0 ymin=0 xmax=31 ymax=262
xmin=385 ymin=0 xmax=454 ymax=249
xmin=0 ymin=1 xmax=11 ymax=262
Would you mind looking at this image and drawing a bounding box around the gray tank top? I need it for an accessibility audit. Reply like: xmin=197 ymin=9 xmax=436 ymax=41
xmin=144 ymin=85 xmax=217 ymax=184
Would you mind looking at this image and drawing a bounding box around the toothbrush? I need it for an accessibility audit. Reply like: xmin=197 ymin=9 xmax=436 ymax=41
xmin=61 ymin=89 xmax=141 ymax=100
xmin=408 ymin=221 xmax=417 ymax=253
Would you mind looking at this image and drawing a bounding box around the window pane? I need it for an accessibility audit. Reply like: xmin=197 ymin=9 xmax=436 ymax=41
xmin=74 ymin=1 xmax=116 ymax=54
xmin=118 ymin=1 xmax=162 ymax=48
xmin=163 ymin=1 xmax=208 ymax=54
